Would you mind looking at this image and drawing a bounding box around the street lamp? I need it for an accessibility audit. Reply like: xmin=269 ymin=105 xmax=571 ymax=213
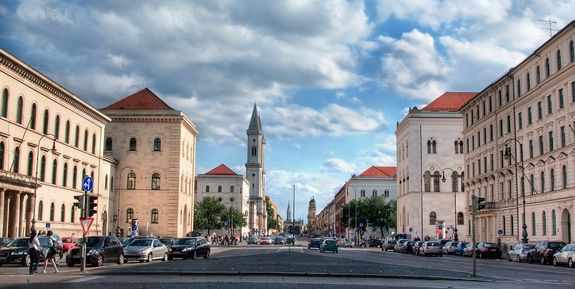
xmin=32 ymin=133 xmax=57 ymax=232
xmin=441 ymin=168 xmax=458 ymax=242
xmin=503 ymin=139 xmax=528 ymax=244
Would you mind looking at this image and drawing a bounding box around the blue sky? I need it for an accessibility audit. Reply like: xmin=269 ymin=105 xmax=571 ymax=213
xmin=0 ymin=0 xmax=573 ymax=221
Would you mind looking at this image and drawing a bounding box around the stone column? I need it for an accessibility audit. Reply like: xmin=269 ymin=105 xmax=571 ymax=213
xmin=18 ymin=193 xmax=26 ymax=237
xmin=10 ymin=193 xmax=21 ymax=238
xmin=0 ymin=189 xmax=5 ymax=237
xmin=25 ymin=193 xmax=34 ymax=234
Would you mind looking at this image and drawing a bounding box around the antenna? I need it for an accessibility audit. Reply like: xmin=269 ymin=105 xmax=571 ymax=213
xmin=538 ymin=13 xmax=558 ymax=38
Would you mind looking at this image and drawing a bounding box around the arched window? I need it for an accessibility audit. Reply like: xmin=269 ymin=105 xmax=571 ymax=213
xmin=557 ymin=50 xmax=562 ymax=70
xmin=43 ymin=109 xmax=49 ymax=134
xmin=536 ymin=65 xmax=541 ymax=84
xmin=570 ymin=40 xmax=575 ymax=62
xmin=13 ymin=146 xmax=19 ymax=173
xmin=423 ymin=171 xmax=431 ymax=192
xmin=65 ymin=121 xmax=70 ymax=144
xmin=0 ymin=142 xmax=3 ymax=170
xmin=153 ymin=138 xmax=161 ymax=151
xmin=27 ymin=151 xmax=33 ymax=176
xmin=218 ymin=185 xmax=222 ymax=193
xmin=230 ymin=186 xmax=235 ymax=193
xmin=129 ymin=138 xmax=137 ymax=151
xmin=542 ymin=211 xmax=547 ymax=235
xmin=60 ymin=204 xmax=65 ymax=222
xmin=70 ymin=165 xmax=77 ymax=189
xmin=532 ymin=212 xmax=536 ymax=236
xmin=127 ymin=171 xmax=136 ymax=190
xmin=457 ymin=212 xmax=464 ymax=225
xmin=562 ymin=165 xmax=567 ymax=189
xmin=16 ymin=96 xmax=23 ymax=124
xmin=151 ymin=209 xmax=159 ymax=224
xmin=427 ymin=140 xmax=431 ymax=153
xmin=71 ymin=206 xmax=75 ymax=223
xmin=53 ymin=115 xmax=61 ymax=140
xmin=432 ymin=140 xmax=437 ymax=153
xmin=74 ymin=125 xmax=79 ymax=147
xmin=251 ymin=145 xmax=257 ymax=156
xmin=384 ymin=189 xmax=389 ymax=197
xmin=372 ymin=189 xmax=377 ymax=197
xmin=451 ymin=171 xmax=458 ymax=192
xmin=105 ymin=137 xmax=112 ymax=151
xmin=126 ymin=208 xmax=134 ymax=223
xmin=104 ymin=175 xmax=108 ymax=190
xmin=433 ymin=171 xmax=440 ymax=192
xmin=38 ymin=201 xmax=43 ymax=221
xmin=91 ymin=134 xmax=96 ymax=154
xmin=545 ymin=58 xmax=550 ymax=77
xmin=83 ymin=129 xmax=88 ymax=151
xmin=29 ymin=103 xmax=36 ymax=129
xmin=205 ymin=185 xmax=210 ymax=192
xmin=552 ymin=209 xmax=557 ymax=235
xmin=49 ymin=202 xmax=55 ymax=221
xmin=526 ymin=73 xmax=531 ymax=91
xmin=40 ymin=156 xmax=46 ymax=181
xmin=110 ymin=176 xmax=114 ymax=191
xmin=62 ymin=163 xmax=68 ymax=187
xmin=503 ymin=216 xmax=506 ymax=235
xmin=429 ymin=211 xmax=436 ymax=225
xmin=51 ymin=159 xmax=57 ymax=184
xmin=360 ymin=189 xmax=365 ymax=197
xmin=1 ymin=88 xmax=8 ymax=118
xmin=151 ymin=173 xmax=160 ymax=190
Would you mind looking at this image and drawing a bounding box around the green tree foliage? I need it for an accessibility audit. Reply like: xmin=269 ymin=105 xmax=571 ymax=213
xmin=265 ymin=196 xmax=280 ymax=232
xmin=340 ymin=196 xmax=396 ymax=238
xmin=226 ymin=206 xmax=247 ymax=230
xmin=194 ymin=197 xmax=226 ymax=235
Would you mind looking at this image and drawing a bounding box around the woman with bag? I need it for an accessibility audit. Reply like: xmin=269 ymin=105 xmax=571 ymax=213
xmin=42 ymin=230 xmax=59 ymax=274
xmin=28 ymin=230 xmax=40 ymax=275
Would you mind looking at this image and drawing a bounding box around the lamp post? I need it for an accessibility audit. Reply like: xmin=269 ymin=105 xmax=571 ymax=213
xmin=441 ymin=168 xmax=458 ymax=241
xmin=503 ymin=139 xmax=528 ymax=244
xmin=31 ymin=133 xmax=57 ymax=233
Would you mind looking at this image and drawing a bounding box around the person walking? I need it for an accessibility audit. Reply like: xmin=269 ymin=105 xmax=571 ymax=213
xmin=28 ymin=230 xmax=41 ymax=275
xmin=42 ymin=230 xmax=59 ymax=274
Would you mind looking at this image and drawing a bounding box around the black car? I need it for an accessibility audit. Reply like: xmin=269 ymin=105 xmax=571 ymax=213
xmin=66 ymin=236 xmax=124 ymax=267
xmin=273 ymin=236 xmax=285 ymax=245
xmin=381 ymin=239 xmax=396 ymax=251
xmin=158 ymin=237 xmax=177 ymax=248
xmin=167 ymin=237 xmax=210 ymax=260
xmin=308 ymin=238 xmax=323 ymax=249
xmin=285 ymin=237 xmax=295 ymax=245
xmin=476 ymin=242 xmax=501 ymax=259
xmin=0 ymin=236 xmax=64 ymax=267
xmin=528 ymin=240 xmax=567 ymax=265
xmin=368 ymin=238 xmax=382 ymax=248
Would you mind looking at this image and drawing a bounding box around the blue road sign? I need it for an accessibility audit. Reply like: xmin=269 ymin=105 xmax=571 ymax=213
xmin=82 ymin=176 xmax=94 ymax=192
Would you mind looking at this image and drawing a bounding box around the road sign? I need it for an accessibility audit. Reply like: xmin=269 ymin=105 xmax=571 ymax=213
xmin=80 ymin=217 xmax=94 ymax=235
xmin=82 ymin=176 xmax=94 ymax=192
xmin=497 ymin=229 xmax=503 ymax=237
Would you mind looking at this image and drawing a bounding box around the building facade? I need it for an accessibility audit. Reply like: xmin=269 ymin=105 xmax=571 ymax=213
xmin=396 ymin=93 xmax=474 ymax=240
xmin=245 ymin=105 xmax=267 ymax=235
xmin=0 ymin=48 xmax=114 ymax=238
xmin=101 ymin=88 xmax=197 ymax=238
xmin=306 ymin=198 xmax=316 ymax=234
xmin=461 ymin=21 xmax=575 ymax=245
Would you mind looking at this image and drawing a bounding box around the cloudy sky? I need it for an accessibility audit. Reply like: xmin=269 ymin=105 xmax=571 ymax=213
xmin=1 ymin=0 xmax=573 ymax=221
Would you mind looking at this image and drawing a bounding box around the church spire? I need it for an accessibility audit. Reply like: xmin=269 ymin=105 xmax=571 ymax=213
xmin=247 ymin=104 xmax=263 ymax=133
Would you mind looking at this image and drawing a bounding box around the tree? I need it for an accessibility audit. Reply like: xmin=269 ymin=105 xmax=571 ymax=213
xmin=194 ymin=197 xmax=226 ymax=236
xmin=265 ymin=196 xmax=280 ymax=233
xmin=340 ymin=196 xmax=397 ymax=239
xmin=227 ymin=206 xmax=247 ymax=233
xmin=366 ymin=196 xmax=395 ymax=238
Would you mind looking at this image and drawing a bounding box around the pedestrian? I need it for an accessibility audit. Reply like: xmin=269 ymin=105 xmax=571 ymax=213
xmin=28 ymin=230 xmax=40 ymax=275
xmin=42 ymin=230 xmax=59 ymax=274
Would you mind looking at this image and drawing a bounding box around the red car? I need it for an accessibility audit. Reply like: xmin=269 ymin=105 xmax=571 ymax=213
xmin=61 ymin=236 xmax=79 ymax=252
xmin=258 ymin=237 xmax=273 ymax=245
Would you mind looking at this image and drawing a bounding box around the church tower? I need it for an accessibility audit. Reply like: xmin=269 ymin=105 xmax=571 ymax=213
xmin=246 ymin=104 xmax=267 ymax=234
xmin=286 ymin=202 xmax=291 ymax=222
xmin=307 ymin=198 xmax=316 ymax=235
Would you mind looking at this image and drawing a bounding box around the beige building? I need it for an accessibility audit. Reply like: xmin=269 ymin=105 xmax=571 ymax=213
xmin=396 ymin=93 xmax=474 ymax=240
xmin=101 ymin=88 xmax=197 ymax=238
xmin=195 ymin=164 xmax=250 ymax=237
xmin=461 ymin=21 xmax=575 ymax=245
xmin=0 ymin=48 xmax=114 ymax=238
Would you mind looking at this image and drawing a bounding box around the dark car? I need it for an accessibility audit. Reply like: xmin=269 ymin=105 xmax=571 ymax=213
xmin=443 ymin=241 xmax=459 ymax=255
xmin=0 ymin=236 xmax=65 ymax=267
xmin=476 ymin=242 xmax=501 ymax=259
xmin=455 ymin=242 xmax=468 ymax=256
xmin=368 ymin=238 xmax=382 ymax=248
xmin=273 ymin=236 xmax=285 ymax=245
xmin=66 ymin=236 xmax=124 ymax=267
xmin=394 ymin=239 xmax=409 ymax=252
xmin=158 ymin=237 xmax=177 ymax=248
xmin=382 ymin=239 xmax=396 ymax=251
xmin=0 ymin=238 xmax=12 ymax=247
xmin=528 ymin=240 xmax=567 ymax=265
xmin=308 ymin=238 xmax=323 ymax=250
xmin=167 ymin=237 xmax=210 ymax=260
xmin=403 ymin=241 xmax=415 ymax=254
xmin=285 ymin=236 xmax=295 ymax=245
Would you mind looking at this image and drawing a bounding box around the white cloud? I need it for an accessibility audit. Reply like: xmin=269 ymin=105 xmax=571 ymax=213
xmin=321 ymin=158 xmax=356 ymax=174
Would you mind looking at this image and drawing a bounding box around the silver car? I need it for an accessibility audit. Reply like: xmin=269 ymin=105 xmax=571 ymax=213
xmin=420 ymin=241 xmax=443 ymax=256
xmin=123 ymin=238 xmax=168 ymax=263
xmin=507 ymin=243 xmax=535 ymax=262
xmin=553 ymin=243 xmax=575 ymax=268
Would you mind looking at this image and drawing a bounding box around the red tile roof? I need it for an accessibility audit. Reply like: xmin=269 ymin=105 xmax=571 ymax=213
xmin=422 ymin=92 xmax=477 ymax=112
xmin=205 ymin=164 xmax=238 ymax=176
xmin=358 ymin=166 xmax=397 ymax=177
xmin=102 ymin=88 xmax=174 ymax=110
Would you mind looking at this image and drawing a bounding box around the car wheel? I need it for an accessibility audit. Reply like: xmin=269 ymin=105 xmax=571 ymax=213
xmin=439 ymin=254 xmax=443 ymax=257
xmin=147 ymin=253 xmax=153 ymax=263
xmin=24 ymin=255 xmax=31 ymax=267
xmin=117 ymin=253 xmax=124 ymax=265
xmin=553 ymin=257 xmax=558 ymax=266
xmin=204 ymin=250 xmax=210 ymax=259
xmin=190 ymin=251 xmax=196 ymax=260
xmin=162 ymin=253 xmax=168 ymax=262
xmin=540 ymin=256 xmax=546 ymax=265
xmin=67 ymin=262 xmax=75 ymax=267
xmin=568 ymin=258 xmax=574 ymax=268
xmin=94 ymin=254 xmax=104 ymax=267
xmin=168 ymin=255 xmax=173 ymax=261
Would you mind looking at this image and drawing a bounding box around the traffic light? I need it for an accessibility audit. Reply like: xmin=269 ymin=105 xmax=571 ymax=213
xmin=87 ymin=196 xmax=98 ymax=216
xmin=477 ymin=197 xmax=486 ymax=210
xmin=73 ymin=195 xmax=84 ymax=209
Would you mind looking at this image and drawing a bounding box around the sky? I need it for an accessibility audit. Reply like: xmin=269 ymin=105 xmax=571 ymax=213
xmin=0 ymin=0 xmax=574 ymax=221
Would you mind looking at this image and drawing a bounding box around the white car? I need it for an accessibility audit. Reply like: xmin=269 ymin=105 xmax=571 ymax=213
xmin=553 ymin=244 xmax=575 ymax=267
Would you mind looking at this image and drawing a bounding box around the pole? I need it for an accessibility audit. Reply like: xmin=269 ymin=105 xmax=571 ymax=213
xmin=80 ymin=191 xmax=87 ymax=272
xmin=291 ymin=185 xmax=295 ymax=252
xmin=471 ymin=195 xmax=477 ymax=277
xmin=454 ymin=189 xmax=458 ymax=241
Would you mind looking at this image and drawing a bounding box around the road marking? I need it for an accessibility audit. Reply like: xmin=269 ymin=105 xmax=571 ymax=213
xmin=66 ymin=276 xmax=104 ymax=283
xmin=275 ymin=246 xmax=303 ymax=253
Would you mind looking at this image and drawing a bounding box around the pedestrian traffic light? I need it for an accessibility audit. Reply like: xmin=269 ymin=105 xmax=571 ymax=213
xmin=73 ymin=195 xmax=84 ymax=209
xmin=87 ymin=196 xmax=98 ymax=216
xmin=477 ymin=197 xmax=486 ymax=210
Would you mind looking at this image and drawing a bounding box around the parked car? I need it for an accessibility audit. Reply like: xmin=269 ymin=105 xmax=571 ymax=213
xmin=403 ymin=241 xmax=415 ymax=254
xmin=455 ymin=242 xmax=468 ymax=256
xmin=308 ymin=238 xmax=323 ymax=249
xmin=412 ymin=241 xmax=423 ymax=255
xmin=167 ymin=237 xmax=210 ymax=260
xmin=123 ymin=238 xmax=168 ymax=263
xmin=258 ymin=237 xmax=273 ymax=245
xmin=528 ymin=240 xmax=567 ymax=265
xmin=158 ymin=237 xmax=177 ymax=248
xmin=476 ymin=242 xmax=501 ymax=259
xmin=443 ymin=241 xmax=459 ymax=255
xmin=247 ymin=237 xmax=258 ymax=244
xmin=0 ymin=238 xmax=34 ymax=266
xmin=368 ymin=238 xmax=382 ymax=248
xmin=320 ymin=239 xmax=338 ymax=253
xmin=381 ymin=239 xmax=396 ymax=251
xmin=344 ymin=239 xmax=354 ymax=248
xmin=507 ymin=243 xmax=535 ymax=262
xmin=462 ymin=243 xmax=477 ymax=257
xmin=61 ymin=236 xmax=79 ymax=253
xmin=394 ymin=239 xmax=409 ymax=252
xmin=66 ymin=236 xmax=124 ymax=267
xmin=0 ymin=238 xmax=12 ymax=247
xmin=419 ymin=241 xmax=442 ymax=256
xmin=553 ymin=244 xmax=575 ymax=268
xmin=273 ymin=236 xmax=285 ymax=245
xmin=286 ymin=236 xmax=295 ymax=245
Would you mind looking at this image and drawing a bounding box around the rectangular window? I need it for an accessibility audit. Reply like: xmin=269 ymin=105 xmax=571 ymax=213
xmin=506 ymin=85 xmax=510 ymax=102
xmin=528 ymin=107 xmax=532 ymax=124
xmin=482 ymin=101 xmax=486 ymax=116
xmin=547 ymin=95 xmax=552 ymax=115
xmin=472 ymin=162 xmax=476 ymax=177
xmin=472 ymin=135 xmax=475 ymax=151
xmin=490 ymin=154 xmax=494 ymax=171
xmin=471 ymin=109 xmax=474 ymax=125
xmin=500 ymin=150 xmax=504 ymax=168
xmin=572 ymin=81 xmax=575 ymax=103
xmin=498 ymin=90 xmax=502 ymax=107
xmin=529 ymin=140 xmax=533 ymax=158
xmin=538 ymin=101 xmax=543 ymax=119
xmin=477 ymin=131 xmax=480 ymax=148
xmin=466 ymin=138 xmax=469 ymax=153
xmin=483 ymin=128 xmax=487 ymax=145
xmin=489 ymin=124 xmax=493 ymax=141
xmin=519 ymin=144 xmax=524 ymax=162
xmin=466 ymin=113 xmax=469 ymax=127
xmin=478 ymin=159 xmax=481 ymax=175
xmin=549 ymin=131 xmax=554 ymax=151
xmin=489 ymin=96 xmax=493 ymax=112
xmin=476 ymin=105 xmax=480 ymax=120
xmin=483 ymin=156 xmax=487 ymax=174
xmin=499 ymin=119 xmax=503 ymax=137
xmin=559 ymin=89 xmax=564 ymax=109
xmin=506 ymin=115 xmax=511 ymax=133
xmin=561 ymin=126 xmax=566 ymax=147
xmin=518 ymin=112 xmax=523 ymax=129
xmin=539 ymin=135 xmax=544 ymax=155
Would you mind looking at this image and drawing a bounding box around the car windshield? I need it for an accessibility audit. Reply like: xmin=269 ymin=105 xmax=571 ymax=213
xmin=159 ymin=239 xmax=172 ymax=244
xmin=176 ymin=239 xmax=197 ymax=245
xmin=86 ymin=237 xmax=104 ymax=246
xmin=483 ymin=243 xmax=495 ymax=247
xmin=325 ymin=240 xmax=336 ymax=245
xmin=549 ymin=242 xmax=565 ymax=249
xmin=427 ymin=242 xmax=439 ymax=246
xmin=7 ymin=239 xmax=28 ymax=247
xmin=129 ymin=239 xmax=152 ymax=247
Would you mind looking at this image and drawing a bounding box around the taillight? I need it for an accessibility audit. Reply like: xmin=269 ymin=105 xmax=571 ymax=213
xmin=545 ymin=249 xmax=554 ymax=254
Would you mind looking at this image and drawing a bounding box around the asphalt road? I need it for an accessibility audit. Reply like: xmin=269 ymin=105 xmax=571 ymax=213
xmin=1 ymin=241 xmax=574 ymax=289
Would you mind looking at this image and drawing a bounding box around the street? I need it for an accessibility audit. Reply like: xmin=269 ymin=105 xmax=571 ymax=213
xmin=1 ymin=241 xmax=574 ymax=289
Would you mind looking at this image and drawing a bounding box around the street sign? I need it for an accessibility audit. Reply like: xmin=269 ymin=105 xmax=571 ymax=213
xmin=82 ymin=176 xmax=94 ymax=192
xmin=80 ymin=217 xmax=94 ymax=235
xmin=497 ymin=229 xmax=503 ymax=237
xmin=45 ymin=223 xmax=50 ymax=229
xmin=359 ymin=222 xmax=364 ymax=228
